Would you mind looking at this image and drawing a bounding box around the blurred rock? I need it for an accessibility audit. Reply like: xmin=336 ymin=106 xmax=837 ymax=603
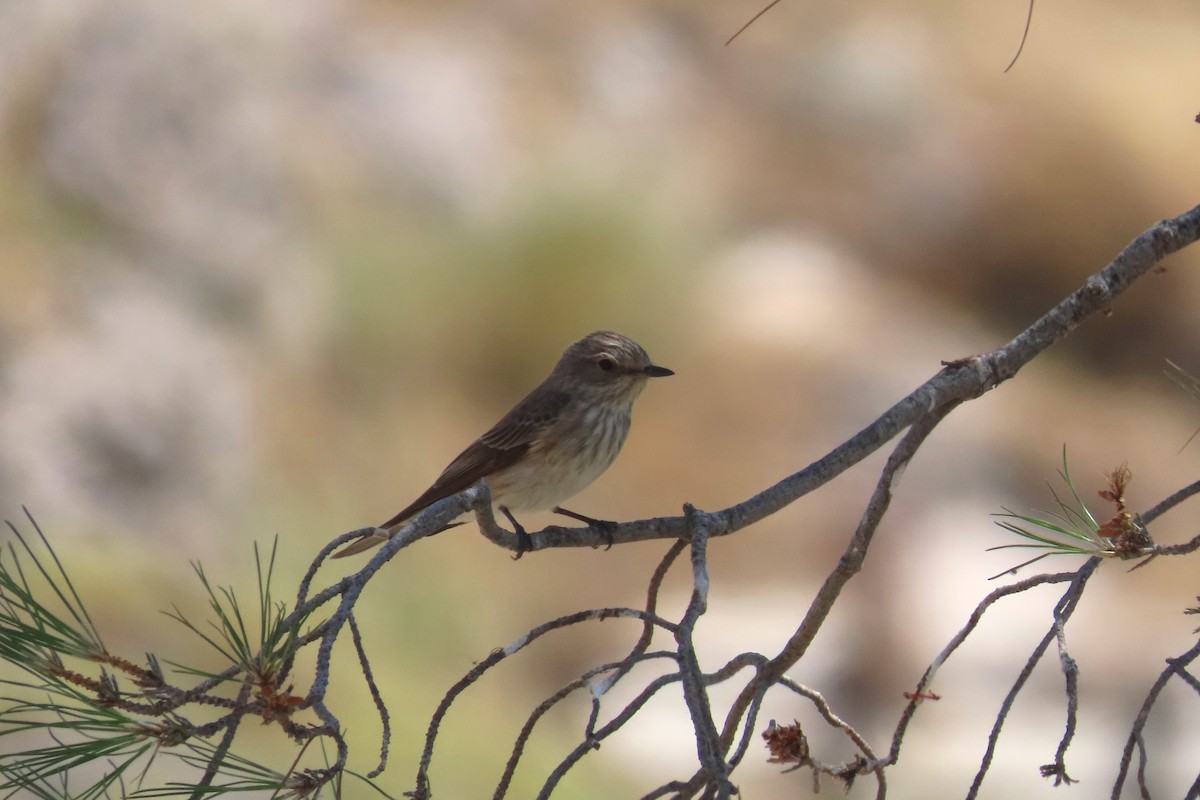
xmin=0 ymin=267 xmax=252 ymax=546
xmin=37 ymin=0 xmax=327 ymax=357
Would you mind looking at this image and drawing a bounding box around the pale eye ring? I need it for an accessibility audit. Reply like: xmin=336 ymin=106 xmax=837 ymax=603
xmin=597 ymin=356 xmax=616 ymax=372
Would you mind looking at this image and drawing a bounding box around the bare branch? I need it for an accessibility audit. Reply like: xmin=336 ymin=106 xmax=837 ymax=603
xmin=348 ymin=613 xmax=390 ymax=779
xmin=1112 ymin=639 xmax=1200 ymax=799
xmin=409 ymin=606 xmax=677 ymax=799
xmin=1139 ymin=478 xmax=1200 ymax=526
xmin=193 ymin=679 xmax=253 ymax=794
xmin=675 ymin=504 xmax=731 ymax=797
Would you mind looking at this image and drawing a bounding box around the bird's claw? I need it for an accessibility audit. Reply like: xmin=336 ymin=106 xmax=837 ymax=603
xmin=512 ymin=527 xmax=533 ymax=560
xmin=595 ymin=519 xmax=617 ymax=550
xmin=500 ymin=506 xmax=533 ymax=560
xmin=552 ymin=506 xmax=618 ymax=550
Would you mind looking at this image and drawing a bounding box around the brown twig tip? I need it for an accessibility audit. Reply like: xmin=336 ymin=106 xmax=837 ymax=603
xmin=43 ymin=661 xmax=107 ymax=696
xmin=1096 ymin=463 xmax=1155 ymax=556
xmin=902 ymin=690 xmax=941 ymax=701
xmin=1098 ymin=463 xmax=1132 ymax=511
xmin=763 ymin=720 xmax=809 ymax=766
xmin=129 ymin=719 xmax=194 ymax=747
xmin=89 ymin=651 xmax=160 ymax=684
xmin=257 ymin=682 xmax=305 ymax=724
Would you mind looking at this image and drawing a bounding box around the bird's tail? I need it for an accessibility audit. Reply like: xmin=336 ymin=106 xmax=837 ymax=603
xmin=330 ymin=530 xmax=389 ymax=558
xmin=330 ymin=520 xmax=466 ymax=559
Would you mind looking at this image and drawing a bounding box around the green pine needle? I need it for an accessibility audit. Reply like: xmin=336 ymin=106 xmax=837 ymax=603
xmin=989 ymin=447 xmax=1117 ymax=579
xmin=0 ymin=521 xmax=332 ymax=798
xmin=161 ymin=538 xmax=306 ymax=685
xmin=1165 ymin=359 xmax=1200 ymax=451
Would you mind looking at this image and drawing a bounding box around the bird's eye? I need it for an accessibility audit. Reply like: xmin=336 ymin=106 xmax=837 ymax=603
xmin=597 ymin=356 xmax=616 ymax=372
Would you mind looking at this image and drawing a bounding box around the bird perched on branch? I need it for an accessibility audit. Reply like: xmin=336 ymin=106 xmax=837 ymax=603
xmin=333 ymin=330 xmax=673 ymax=558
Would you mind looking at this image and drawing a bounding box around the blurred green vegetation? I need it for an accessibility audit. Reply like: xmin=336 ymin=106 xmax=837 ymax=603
xmin=321 ymin=177 xmax=684 ymax=390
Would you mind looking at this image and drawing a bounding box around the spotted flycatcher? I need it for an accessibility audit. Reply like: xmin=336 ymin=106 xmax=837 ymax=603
xmin=333 ymin=330 xmax=673 ymax=558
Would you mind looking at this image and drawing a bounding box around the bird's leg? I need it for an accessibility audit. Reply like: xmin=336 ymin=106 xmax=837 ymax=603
xmin=500 ymin=505 xmax=533 ymax=559
xmin=552 ymin=506 xmax=617 ymax=550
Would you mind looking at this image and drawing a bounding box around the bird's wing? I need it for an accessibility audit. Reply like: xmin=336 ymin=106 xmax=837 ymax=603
xmin=378 ymin=388 xmax=572 ymax=530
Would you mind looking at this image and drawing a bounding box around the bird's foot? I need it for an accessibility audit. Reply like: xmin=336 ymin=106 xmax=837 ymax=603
xmin=552 ymin=506 xmax=618 ymax=550
xmin=500 ymin=506 xmax=533 ymax=560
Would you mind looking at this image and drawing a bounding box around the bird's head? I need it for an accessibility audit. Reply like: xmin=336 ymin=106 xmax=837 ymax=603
xmin=553 ymin=330 xmax=673 ymax=403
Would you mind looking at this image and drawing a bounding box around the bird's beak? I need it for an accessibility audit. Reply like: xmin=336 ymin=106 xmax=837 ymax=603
xmin=643 ymin=364 xmax=674 ymax=378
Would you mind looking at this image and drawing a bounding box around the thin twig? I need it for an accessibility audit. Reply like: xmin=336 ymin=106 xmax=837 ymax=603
xmin=493 ymin=651 xmax=678 ymax=800
xmin=716 ymin=402 xmax=957 ymax=774
xmin=1004 ymin=0 xmax=1037 ymax=72
xmin=409 ymin=606 xmax=677 ymax=799
xmin=348 ymin=613 xmax=390 ymax=779
xmin=190 ymin=679 xmax=253 ymax=798
xmin=562 ymin=655 xmax=766 ymax=800
xmin=542 ymin=671 xmax=687 ymax=800
xmin=1041 ymin=568 xmax=1089 ymax=786
xmin=776 ymin=678 xmax=884 ymax=798
xmin=725 ymin=0 xmax=784 ymax=46
xmin=722 ymin=658 xmax=771 ymax=772
xmin=965 ymin=559 xmax=1098 ymax=799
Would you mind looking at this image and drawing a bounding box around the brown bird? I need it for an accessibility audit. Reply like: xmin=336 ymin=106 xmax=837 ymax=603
xmin=333 ymin=331 xmax=673 ymax=558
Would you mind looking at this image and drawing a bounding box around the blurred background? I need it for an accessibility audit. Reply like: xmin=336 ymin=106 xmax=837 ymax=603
xmin=2 ymin=0 xmax=1200 ymax=797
